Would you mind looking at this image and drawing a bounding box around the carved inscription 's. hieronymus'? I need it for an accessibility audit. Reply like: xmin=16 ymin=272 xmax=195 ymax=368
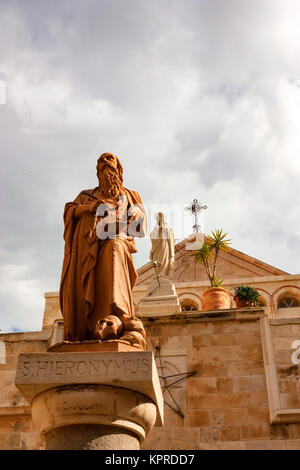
xmin=19 ymin=357 xmax=151 ymax=379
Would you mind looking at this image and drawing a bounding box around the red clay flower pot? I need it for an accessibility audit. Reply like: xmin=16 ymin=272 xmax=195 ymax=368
xmin=234 ymin=296 xmax=254 ymax=308
xmin=234 ymin=295 xmax=247 ymax=308
xmin=202 ymin=287 xmax=231 ymax=311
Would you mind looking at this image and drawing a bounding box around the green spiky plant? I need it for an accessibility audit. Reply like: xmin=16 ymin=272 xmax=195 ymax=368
xmin=192 ymin=229 xmax=231 ymax=288
xmin=234 ymin=285 xmax=259 ymax=306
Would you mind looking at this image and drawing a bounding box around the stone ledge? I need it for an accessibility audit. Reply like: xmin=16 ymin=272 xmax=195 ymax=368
xmin=141 ymin=308 xmax=265 ymax=324
xmin=142 ymin=294 xmax=179 ymax=302
xmin=271 ymin=318 xmax=300 ymax=325
xmin=270 ymin=409 xmax=300 ymax=424
xmin=173 ymin=273 xmax=300 ymax=288
xmin=0 ymin=330 xmax=51 ymax=342
xmin=0 ymin=405 xmax=31 ymax=416
xmin=44 ymin=292 xmax=60 ymax=298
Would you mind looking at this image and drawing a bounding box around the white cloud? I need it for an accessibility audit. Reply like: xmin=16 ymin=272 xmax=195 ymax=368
xmin=0 ymin=264 xmax=44 ymax=331
xmin=0 ymin=0 xmax=300 ymax=331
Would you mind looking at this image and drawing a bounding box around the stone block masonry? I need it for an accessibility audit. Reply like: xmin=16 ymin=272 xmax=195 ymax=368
xmin=1 ymin=308 xmax=300 ymax=449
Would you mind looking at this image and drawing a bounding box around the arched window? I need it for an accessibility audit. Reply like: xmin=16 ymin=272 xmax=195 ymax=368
xmin=278 ymin=297 xmax=299 ymax=308
xmin=256 ymin=297 xmax=266 ymax=307
xmin=179 ymin=294 xmax=201 ymax=312
xmin=181 ymin=303 xmax=197 ymax=312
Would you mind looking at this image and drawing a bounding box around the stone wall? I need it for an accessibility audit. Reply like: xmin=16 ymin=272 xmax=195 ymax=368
xmin=0 ymin=309 xmax=300 ymax=450
xmin=140 ymin=309 xmax=300 ymax=450
xmin=0 ymin=331 xmax=50 ymax=449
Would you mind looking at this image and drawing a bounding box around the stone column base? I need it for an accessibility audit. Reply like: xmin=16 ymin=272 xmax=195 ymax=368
xmin=15 ymin=350 xmax=163 ymax=450
xmin=32 ymin=384 xmax=156 ymax=449
xmin=32 ymin=384 xmax=156 ymax=444
xmin=45 ymin=424 xmax=139 ymax=450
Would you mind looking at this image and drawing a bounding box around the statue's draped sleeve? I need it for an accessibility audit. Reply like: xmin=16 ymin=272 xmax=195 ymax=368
xmin=59 ymin=189 xmax=98 ymax=341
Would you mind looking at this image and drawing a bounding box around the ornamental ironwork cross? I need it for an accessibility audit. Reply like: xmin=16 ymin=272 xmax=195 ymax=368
xmin=185 ymin=199 xmax=207 ymax=233
xmin=155 ymin=346 xmax=196 ymax=417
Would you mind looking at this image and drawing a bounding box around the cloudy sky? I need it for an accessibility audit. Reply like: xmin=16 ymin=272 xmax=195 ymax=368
xmin=1 ymin=0 xmax=300 ymax=332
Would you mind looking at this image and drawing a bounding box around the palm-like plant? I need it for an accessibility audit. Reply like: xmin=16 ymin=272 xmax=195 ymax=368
xmin=192 ymin=229 xmax=231 ymax=287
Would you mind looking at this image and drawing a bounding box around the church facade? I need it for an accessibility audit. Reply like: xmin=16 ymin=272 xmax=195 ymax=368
xmin=0 ymin=236 xmax=300 ymax=449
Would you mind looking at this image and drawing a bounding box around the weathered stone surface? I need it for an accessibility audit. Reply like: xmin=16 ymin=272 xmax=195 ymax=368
xmin=15 ymin=350 xmax=163 ymax=426
xmin=45 ymin=424 xmax=139 ymax=450
xmin=47 ymin=339 xmax=140 ymax=353
xmin=186 ymin=410 xmax=210 ymax=427
xmin=31 ymin=384 xmax=157 ymax=443
xmin=246 ymin=439 xmax=286 ymax=450
xmin=219 ymin=425 xmax=241 ymax=441
xmin=210 ymin=408 xmax=248 ymax=426
xmin=2 ymin=301 xmax=300 ymax=450
xmin=286 ymin=439 xmax=300 ymax=449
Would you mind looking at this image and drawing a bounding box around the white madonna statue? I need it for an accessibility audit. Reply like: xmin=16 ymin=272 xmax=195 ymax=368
xmin=150 ymin=212 xmax=175 ymax=279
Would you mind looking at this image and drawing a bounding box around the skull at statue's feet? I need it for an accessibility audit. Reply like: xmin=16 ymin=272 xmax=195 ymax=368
xmin=91 ymin=315 xmax=123 ymax=341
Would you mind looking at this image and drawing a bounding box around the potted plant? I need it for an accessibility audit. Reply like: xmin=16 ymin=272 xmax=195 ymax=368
xmin=234 ymin=285 xmax=259 ymax=308
xmin=192 ymin=229 xmax=231 ymax=311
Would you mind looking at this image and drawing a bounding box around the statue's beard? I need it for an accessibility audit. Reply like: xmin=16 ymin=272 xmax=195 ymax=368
xmin=98 ymin=166 xmax=122 ymax=198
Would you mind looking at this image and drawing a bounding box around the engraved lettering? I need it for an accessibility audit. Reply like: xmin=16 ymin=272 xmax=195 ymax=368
xmin=103 ymin=360 xmax=112 ymax=374
xmin=22 ymin=361 xmax=32 ymax=377
xmin=37 ymin=360 xmax=48 ymax=377
xmin=89 ymin=360 xmax=100 ymax=375
xmin=114 ymin=360 xmax=126 ymax=373
xmin=50 ymin=361 xmax=55 ymax=375
xmin=76 ymin=361 xmax=87 ymax=375
xmin=141 ymin=358 xmax=150 ymax=373
xmin=55 ymin=361 xmax=64 ymax=375
xmin=65 ymin=361 xmax=75 ymax=375
xmin=127 ymin=359 xmax=138 ymax=374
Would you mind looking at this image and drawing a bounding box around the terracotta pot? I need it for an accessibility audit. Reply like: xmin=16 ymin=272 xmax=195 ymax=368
xmin=234 ymin=296 xmax=247 ymax=308
xmin=202 ymin=287 xmax=231 ymax=311
xmin=234 ymin=296 xmax=254 ymax=308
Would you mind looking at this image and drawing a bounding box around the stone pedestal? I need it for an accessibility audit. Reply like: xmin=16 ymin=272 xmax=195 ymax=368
xmin=139 ymin=275 xmax=181 ymax=316
xmin=45 ymin=423 xmax=139 ymax=450
xmin=15 ymin=351 xmax=163 ymax=450
xmin=185 ymin=232 xmax=204 ymax=250
xmin=47 ymin=339 xmax=141 ymax=353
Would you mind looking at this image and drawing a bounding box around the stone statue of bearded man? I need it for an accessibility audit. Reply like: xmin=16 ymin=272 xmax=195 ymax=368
xmin=59 ymin=153 xmax=147 ymax=349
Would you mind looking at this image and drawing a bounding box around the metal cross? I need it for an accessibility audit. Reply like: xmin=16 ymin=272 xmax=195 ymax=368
xmin=185 ymin=199 xmax=207 ymax=233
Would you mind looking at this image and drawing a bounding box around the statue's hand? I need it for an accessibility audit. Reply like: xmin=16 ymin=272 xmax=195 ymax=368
xmin=74 ymin=204 xmax=92 ymax=218
xmin=74 ymin=201 xmax=102 ymax=218
xmin=90 ymin=200 xmax=101 ymax=213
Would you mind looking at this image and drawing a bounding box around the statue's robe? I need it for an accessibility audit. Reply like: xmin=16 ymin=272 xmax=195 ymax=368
xmin=60 ymin=186 xmax=147 ymax=341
